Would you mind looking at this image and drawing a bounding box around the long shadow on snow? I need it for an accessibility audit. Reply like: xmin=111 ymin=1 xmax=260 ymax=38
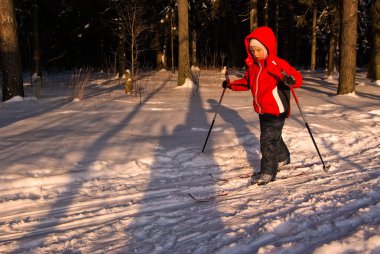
xmin=0 ymin=77 xmax=135 ymax=174
xmin=120 ymin=89 xmax=227 ymax=252
xmin=0 ymin=96 xmax=73 ymax=129
xmin=10 ymin=76 xmax=171 ymax=253
xmin=302 ymin=75 xmax=380 ymax=101
xmin=211 ymin=99 xmax=261 ymax=173
xmin=0 ymin=75 xmax=121 ymax=128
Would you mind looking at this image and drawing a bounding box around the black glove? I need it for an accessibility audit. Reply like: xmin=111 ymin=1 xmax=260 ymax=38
xmin=283 ymin=74 xmax=296 ymax=86
xmin=222 ymin=80 xmax=230 ymax=89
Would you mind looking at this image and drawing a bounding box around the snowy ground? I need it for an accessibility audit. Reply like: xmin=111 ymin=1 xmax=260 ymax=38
xmin=0 ymin=69 xmax=379 ymax=254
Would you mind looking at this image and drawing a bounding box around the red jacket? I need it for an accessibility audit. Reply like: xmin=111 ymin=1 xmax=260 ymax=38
xmin=229 ymin=26 xmax=302 ymax=117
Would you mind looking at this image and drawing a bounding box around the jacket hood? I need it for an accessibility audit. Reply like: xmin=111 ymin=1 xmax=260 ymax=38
xmin=244 ymin=26 xmax=277 ymax=66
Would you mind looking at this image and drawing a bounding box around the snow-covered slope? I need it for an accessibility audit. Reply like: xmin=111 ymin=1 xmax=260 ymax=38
xmin=0 ymin=70 xmax=379 ymax=253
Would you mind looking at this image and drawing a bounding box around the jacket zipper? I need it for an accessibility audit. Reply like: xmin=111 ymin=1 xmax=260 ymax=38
xmin=255 ymin=62 xmax=262 ymax=113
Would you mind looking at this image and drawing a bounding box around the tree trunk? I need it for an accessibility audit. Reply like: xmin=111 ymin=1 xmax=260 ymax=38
xmin=367 ymin=0 xmax=380 ymax=81
xmin=327 ymin=4 xmax=339 ymax=77
xmin=0 ymin=0 xmax=24 ymax=101
xmin=117 ymin=26 xmax=126 ymax=78
xmin=170 ymin=9 xmax=175 ymax=74
xmin=191 ymin=30 xmax=197 ymax=66
xmin=131 ymin=35 xmax=136 ymax=91
xmin=177 ymin=0 xmax=190 ymax=86
xmin=274 ymin=0 xmax=279 ymax=40
xmin=310 ymin=3 xmax=317 ymax=71
xmin=327 ymin=32 xmax=336 ymax=77
xmin=156 ymin=47 xmax=167 ymax=71
xmin=31 ymin=0 xmax=42 ymax=77
xmin=263 ymin=0 xmax=269 ymax=26
xmin=250 ymin=0 xmax=258 ymax=32
xmin=338 ymin=0 xmax=358 ymax=95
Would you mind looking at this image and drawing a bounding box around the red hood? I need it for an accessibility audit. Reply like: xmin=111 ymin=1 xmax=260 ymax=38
xmin=244 ymin=26 xmax=277 ymax=66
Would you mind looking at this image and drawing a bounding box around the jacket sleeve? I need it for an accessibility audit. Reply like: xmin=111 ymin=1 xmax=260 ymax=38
xmin=276 ymin=58 xmax=303 ymax=88
xmin=230 ymin=72 xmax=251 ymax=91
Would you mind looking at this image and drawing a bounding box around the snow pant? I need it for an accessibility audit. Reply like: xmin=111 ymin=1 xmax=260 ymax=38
xmin=259 ymin=113 xmax=290 ymax=177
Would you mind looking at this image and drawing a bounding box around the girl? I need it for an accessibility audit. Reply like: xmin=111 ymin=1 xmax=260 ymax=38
xmin=223 ymin=26 xmax=303 ymax=185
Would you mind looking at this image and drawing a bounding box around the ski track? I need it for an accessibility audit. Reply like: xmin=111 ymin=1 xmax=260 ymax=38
xmin=0 ymin=72 xmax=379 ymax=253
xmin=0 ymin=142 xmax=379 ymax=253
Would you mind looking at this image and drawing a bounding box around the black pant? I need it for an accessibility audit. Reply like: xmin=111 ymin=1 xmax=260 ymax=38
xmin=259 ymin=113 xmax=290 ymax=177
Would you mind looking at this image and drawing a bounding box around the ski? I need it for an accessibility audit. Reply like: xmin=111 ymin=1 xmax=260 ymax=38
xmin=188 ymin=192 xmax=228 ymax=202
xmin=208 ymin=172 xmax=229 ymax=183
xmin=188 ymin=171 xmax=307 ymax=202
xmin=210 ymin=172 xmax=252 ymax=179
xmin=206 ymin=164 xmax=301 ymax=183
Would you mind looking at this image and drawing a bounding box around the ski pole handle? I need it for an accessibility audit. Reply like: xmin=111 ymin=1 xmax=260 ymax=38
xmin=225 ymin=70 xmax=230 ymax=83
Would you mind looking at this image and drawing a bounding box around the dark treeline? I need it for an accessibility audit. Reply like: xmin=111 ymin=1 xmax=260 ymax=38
xmin=13 ymin=0 xmax=371 ymax=72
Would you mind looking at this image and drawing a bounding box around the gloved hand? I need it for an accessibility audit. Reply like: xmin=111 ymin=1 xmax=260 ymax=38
xmin=283 ymin=73 xmax=296 ymax=86
xmin=268 ymin=59 xmax=296 ymax=86
xmin=222 ymin=80 xmax=230 ymax=89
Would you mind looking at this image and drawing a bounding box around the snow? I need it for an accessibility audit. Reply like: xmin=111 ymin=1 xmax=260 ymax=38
xmin=0 ymin=69 xmax=379 ymax=253
xmin=358 ymin=78 xmax=380 ymax=87
xmin=3 ymin=96 xmax=37 ymax=103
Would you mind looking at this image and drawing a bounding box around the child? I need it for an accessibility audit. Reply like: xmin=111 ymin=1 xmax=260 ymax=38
xmin=223 ymin=26 xmax=302 ymax=185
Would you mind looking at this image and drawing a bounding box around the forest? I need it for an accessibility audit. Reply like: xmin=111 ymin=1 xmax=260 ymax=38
xmin=0 ymin=0 xmax=379 ymax=101
xmin=0 ymin=1 xmax=380 ymax=252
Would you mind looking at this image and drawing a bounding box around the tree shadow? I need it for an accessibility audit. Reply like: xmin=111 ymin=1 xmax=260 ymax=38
xmin=301 ymin=75 xmax=380 ymax=101
xmin=209 ymin=99 xmax=261 ymax=173
xmin=10 ymin=76 xmax=172 ymax=253
xmin=0 ymin=94 xmax=72 ymax=128
xmin=0 ymin=74 xmax=122 ymax=128
xmin=120 ymin=89 xmax=227 ymax=252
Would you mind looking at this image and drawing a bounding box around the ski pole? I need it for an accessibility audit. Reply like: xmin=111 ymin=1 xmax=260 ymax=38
xmin=271 ymin=60 xmax=330 ymax=172
xmin=289 ymin=88 xmax=330 ymax=172
xmin=202 ymin=70 xmax=230 ymax=152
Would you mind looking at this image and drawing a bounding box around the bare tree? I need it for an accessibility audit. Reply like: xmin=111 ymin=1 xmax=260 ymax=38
xmin=126 ymin=1 xmax=149 ymax=88
xmin=111 ymin=0 xmax=151 ymax=94
xmin=0 ymin=0 xmax=24 ymax=101
xmin=338 ymin=0 xmax=358 ymax=95
xmin=367 ymin=0 xmax=380 ymax=81
xmin=177 ymin=0 xmax=190 ymax=86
